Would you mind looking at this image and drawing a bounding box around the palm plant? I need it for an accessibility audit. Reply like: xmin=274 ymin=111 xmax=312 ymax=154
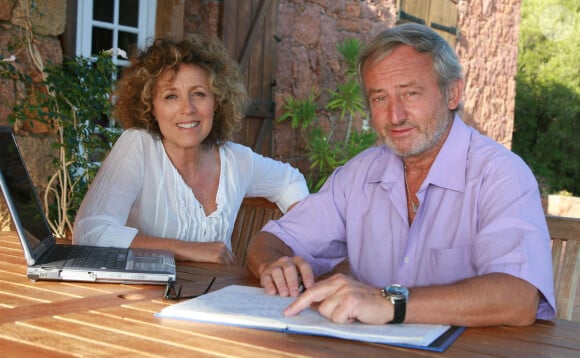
xmin=279 ymin=38 xmax=376 ymax=191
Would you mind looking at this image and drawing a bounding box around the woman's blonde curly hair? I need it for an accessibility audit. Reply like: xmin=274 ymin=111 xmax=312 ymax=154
xmin=113 ymin=34 xmax=248 ymax=146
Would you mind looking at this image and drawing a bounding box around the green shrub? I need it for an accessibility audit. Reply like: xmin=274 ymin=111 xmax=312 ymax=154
xmin=512 ymin=0 xmax=579 ymax=195
xmin=278 ymin=38 xmax=377 ymax=192
xmin=2 ymin=52 xmax=121 ymax=237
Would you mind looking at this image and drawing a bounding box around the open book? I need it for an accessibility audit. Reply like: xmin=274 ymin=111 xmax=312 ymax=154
xmin=156 ymin=285 xmax=464 ymax=352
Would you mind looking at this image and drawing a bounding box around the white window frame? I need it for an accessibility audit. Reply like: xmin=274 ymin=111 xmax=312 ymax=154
xmin=76 ymin=0 xmax=157 ymax=65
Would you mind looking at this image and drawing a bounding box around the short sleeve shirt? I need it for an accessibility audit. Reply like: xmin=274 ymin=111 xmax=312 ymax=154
xmin=263 ymin=116 xmax=556 ymax=320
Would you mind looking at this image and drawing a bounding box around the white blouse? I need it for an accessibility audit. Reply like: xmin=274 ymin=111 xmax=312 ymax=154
xmin=72 ymin=129 xmax=308 ymax=249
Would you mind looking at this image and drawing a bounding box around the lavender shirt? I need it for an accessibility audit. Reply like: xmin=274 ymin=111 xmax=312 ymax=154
xmin=263 ymin=116 xmax=556 ymax=320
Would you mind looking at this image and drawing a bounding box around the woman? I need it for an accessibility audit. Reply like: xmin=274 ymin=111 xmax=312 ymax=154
xmin=73 ymin=35 xmax=308 ymax=264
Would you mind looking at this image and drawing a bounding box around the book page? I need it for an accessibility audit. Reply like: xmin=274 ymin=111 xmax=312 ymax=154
xmin=157 ymin=285 xmax=450 ymax=346
xmin=158 ymin=285 xmax=290 ymax=330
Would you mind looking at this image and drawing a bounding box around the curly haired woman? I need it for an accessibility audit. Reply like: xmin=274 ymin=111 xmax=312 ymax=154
xmin=73 ymin=35 xmax=308 ymax=264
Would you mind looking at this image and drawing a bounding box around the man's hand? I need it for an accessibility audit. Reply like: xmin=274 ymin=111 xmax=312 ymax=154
xmin=283 ymin=273 xmax=392 ymax=324
xmin=260 ymin=256 xmax=314 ymax=297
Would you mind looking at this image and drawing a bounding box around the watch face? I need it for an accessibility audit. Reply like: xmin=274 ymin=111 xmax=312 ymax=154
xmin=386 ymin=284 xmax=409 ymax=299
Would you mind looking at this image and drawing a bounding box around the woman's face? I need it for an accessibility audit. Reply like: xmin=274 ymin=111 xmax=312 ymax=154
xmin=152 ymin=63 xmax=217 ymax=153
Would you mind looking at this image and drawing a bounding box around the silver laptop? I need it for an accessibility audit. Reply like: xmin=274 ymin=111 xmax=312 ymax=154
xmin=0 ymin=126 xmax=176 ymax=284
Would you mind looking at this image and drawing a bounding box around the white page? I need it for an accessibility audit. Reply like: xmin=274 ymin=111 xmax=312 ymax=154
xmin=158 ymin=285 xmax=290 ymax=330
xmin=157 ymin=285 xmax=450 ymax=346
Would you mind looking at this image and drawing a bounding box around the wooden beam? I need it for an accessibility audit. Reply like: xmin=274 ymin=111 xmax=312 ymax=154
xmin=238 ymin=0 xmax=269 ymax=68
xmin=155 ymin=0 xmax=185 ymax=40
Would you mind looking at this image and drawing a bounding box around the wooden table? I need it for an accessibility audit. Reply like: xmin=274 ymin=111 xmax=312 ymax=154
xmin=1 ymin=231 xmax=579 ymax=357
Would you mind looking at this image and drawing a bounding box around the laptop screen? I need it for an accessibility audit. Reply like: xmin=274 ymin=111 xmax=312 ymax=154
xmin=0 ymin=127 xmax=53 ymax=254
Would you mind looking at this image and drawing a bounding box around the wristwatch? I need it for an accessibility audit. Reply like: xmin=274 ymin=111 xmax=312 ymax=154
xmin=381 ymin=284 xmax=409 ymax=324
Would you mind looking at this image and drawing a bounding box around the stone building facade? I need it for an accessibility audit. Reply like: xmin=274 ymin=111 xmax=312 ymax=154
xmin=0 ymin=0 xmax=523 ymax=230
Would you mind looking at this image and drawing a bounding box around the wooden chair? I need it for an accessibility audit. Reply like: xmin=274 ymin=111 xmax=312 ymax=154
xmin=231 ymin=197 xmax=282 ymax=267
xmin=546 ymin=215 xmax=580 ymax=320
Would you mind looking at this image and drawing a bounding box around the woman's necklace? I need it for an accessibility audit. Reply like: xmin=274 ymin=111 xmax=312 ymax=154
xmin=404 ymin=164 xmax=418 ymax=213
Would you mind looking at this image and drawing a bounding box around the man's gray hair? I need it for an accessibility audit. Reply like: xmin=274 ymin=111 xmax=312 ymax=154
xmin=357 ymin=23 xmax=463 ymax=112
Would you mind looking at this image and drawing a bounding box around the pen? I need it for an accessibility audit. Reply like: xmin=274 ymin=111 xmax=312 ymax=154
xmin=298 ymin=272 xmax=305 ymax=294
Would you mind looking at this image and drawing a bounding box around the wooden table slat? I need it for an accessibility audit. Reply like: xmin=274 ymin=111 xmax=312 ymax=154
xmin=0 ymin=336 xmax=74 ymax=357
xmin=2 ymin=321 xmax=166 ymax=357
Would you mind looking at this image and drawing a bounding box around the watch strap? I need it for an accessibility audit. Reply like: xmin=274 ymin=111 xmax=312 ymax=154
xmin=381 ymin=286 xmax=407 ymax=324
xmin=390 ymin=297 xmax=406 ymax=324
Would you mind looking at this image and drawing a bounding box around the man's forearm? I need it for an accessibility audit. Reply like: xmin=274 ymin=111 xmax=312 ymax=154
xmin=406 ymin=273 xmax=539 ymax=326
xmin=246 ymin=231 xmax=293 ymax=278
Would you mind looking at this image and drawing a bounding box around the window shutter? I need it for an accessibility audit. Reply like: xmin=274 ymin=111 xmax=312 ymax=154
xmin=222 ymin=0 xmax=279 ymax=154
xmin=397 ymin=0 xmax=458 ymax=45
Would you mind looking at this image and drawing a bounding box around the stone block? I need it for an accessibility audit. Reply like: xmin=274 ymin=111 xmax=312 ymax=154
xmin=0 ymin=0 xmax=16 ymax=21
xmin=549 ymin=195 xmax=580 ymax=218
xmin=11 ymin=0 xmax=66 ymax=36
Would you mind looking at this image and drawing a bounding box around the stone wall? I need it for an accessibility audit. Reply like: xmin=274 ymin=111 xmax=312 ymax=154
xmin=183 ymin=0 xmax=220 ymax=38
xmin=0 ymin=0 xmax=66 ymax=231
xmin=548 ymin=195 xmax=580 ymax=218
xmin=456 ymin=0 xmax=521 ymax=148
xmin=0 ymin=0 xmax=66 ymax=130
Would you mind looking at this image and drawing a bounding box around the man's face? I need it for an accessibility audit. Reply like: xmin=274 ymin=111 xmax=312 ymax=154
xmin=363 ymin=45 xmax=457 ymax=158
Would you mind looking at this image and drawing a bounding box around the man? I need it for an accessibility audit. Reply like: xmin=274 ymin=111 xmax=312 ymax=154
xmin=247 ymin=23 xmax=555 ymax=327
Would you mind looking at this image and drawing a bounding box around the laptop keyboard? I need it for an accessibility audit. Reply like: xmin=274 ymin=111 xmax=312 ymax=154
xmin=64 ymin=246 xmax=129 ymax=269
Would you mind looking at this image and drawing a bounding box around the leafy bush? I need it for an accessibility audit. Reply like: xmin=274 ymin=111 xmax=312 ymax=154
xmin=278 ymin=39 xmax=377 ymax=191
xmin=2 ymin=52 xmax=121 ymax=237
xmin=512 ymin=0 xmax=579 ymax=195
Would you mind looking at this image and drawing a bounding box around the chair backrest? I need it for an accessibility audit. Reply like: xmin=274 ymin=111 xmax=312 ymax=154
xmin=231 ymin=197 xmax=282 ymax=267
xmin=546 ymin=215 xmax=580 ymax=320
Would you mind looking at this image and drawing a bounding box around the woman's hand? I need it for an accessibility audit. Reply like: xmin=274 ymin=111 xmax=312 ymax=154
xmin=131 ymin=235 xmax=235 ymax=265
xmin=177 ymin=241 xmax=236 ymax=265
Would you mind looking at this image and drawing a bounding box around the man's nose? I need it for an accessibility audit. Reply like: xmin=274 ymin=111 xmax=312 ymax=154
xmin=387 ymin=98 xmax=406 ymax=125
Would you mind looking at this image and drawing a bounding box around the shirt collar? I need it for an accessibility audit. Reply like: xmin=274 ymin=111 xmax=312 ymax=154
xmin=367 ymin=145 xmax=398 ymax=185
xmin=428 ymin=115 xmax=469 ymax=192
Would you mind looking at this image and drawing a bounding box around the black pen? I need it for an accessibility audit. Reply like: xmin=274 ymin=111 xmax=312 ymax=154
xmin=298 ymin=273 xmax=305 ymax=294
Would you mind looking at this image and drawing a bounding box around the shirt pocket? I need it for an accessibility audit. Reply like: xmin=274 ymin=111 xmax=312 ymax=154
xmin=428 ymin=246 xmax=475 ymax=285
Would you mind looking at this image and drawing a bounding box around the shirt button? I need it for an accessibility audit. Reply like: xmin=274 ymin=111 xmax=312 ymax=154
xmin=404 ymin=257 xmax=410 ymax=263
